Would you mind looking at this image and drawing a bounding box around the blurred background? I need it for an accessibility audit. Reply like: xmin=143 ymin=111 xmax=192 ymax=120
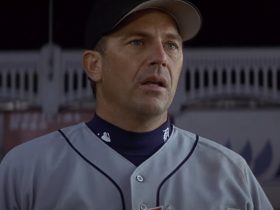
xmin=1 ymin=0 xmax=280 ymax=49
xmin=0 ymin=0 xmax=280 ymax=208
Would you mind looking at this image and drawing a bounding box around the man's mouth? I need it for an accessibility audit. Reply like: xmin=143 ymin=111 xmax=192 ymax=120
xmin=140 ymin=76 xmax=167 ymax=88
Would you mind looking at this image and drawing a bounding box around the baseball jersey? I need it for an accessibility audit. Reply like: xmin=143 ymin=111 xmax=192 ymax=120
xmin=0 ymin=123 xmax=273 ymax=210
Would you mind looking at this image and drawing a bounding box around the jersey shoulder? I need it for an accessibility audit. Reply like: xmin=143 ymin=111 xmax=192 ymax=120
xmin=0 ymin=122 xmax=87 ymax=166
xmin=173 ymin=126 xmax=248 ymax=173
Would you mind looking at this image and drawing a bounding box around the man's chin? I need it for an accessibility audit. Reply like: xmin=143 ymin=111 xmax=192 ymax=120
xmin=132 ymin=99 xmax=170 ymax=117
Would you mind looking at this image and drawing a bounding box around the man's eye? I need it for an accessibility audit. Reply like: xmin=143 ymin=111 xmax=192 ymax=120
xmin=165 ymin=41 xmax=179 ymax=50
xmin=129 ymin=39 xmax=144 ymax=46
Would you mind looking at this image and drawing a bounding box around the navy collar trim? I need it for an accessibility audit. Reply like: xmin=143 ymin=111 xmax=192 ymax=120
xmin=86 ymin=114 xmax=173 ymax=155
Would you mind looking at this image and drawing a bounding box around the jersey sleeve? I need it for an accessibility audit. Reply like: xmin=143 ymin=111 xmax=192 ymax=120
xmin=241 ymin=158 xmax=274 ymax=209
xmin=0 ymin=148 xmax=30 ymax=210
xmin=0 ymin=151 xmax=20 ymax=209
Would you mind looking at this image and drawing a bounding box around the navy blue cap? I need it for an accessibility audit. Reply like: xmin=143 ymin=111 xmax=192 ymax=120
xmin=85 ymin=0 xmax=202 ymax=49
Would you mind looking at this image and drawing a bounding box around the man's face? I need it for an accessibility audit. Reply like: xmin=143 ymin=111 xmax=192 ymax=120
xmin=89 ymin=10 xmax=183 ymax=119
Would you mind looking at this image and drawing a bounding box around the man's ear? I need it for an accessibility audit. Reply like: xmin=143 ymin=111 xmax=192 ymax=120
xmin=83 ymin=50 xmax=103 ymax=82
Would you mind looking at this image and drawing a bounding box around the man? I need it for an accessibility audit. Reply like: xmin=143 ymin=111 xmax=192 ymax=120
xmin=0 ymin=0 xmax=273 ymax=209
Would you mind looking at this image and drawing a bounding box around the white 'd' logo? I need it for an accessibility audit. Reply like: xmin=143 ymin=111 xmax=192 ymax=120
xmin=163 ymin=127 xmax=170 ymax=142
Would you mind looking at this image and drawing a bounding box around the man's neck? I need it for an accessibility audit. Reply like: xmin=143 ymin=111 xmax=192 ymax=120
xmin=95 ymin=108 xmax=168 ymax=133
xmin=86 ymin=114 xmax=172 ymax=166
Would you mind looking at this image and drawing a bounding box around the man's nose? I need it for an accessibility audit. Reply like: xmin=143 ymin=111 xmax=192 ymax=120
xmin=148 ymin=41 xmax=168 ymax=66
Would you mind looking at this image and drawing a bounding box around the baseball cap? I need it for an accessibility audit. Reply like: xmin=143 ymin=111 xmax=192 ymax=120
xmin=85 ymin=0 xmax=202 ymax=49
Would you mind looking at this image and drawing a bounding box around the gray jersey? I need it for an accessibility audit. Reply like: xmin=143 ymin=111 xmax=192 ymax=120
xmin=0 ymin=123 xmax=273 ymax=210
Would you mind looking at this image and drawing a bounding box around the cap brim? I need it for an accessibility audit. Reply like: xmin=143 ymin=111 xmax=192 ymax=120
xmin=117 ymin=0 xmax=202 ymax=42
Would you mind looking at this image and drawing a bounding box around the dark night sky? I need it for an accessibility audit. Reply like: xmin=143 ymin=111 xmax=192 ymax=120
xmin=0 ymin=0 xmax=280 ymax=50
